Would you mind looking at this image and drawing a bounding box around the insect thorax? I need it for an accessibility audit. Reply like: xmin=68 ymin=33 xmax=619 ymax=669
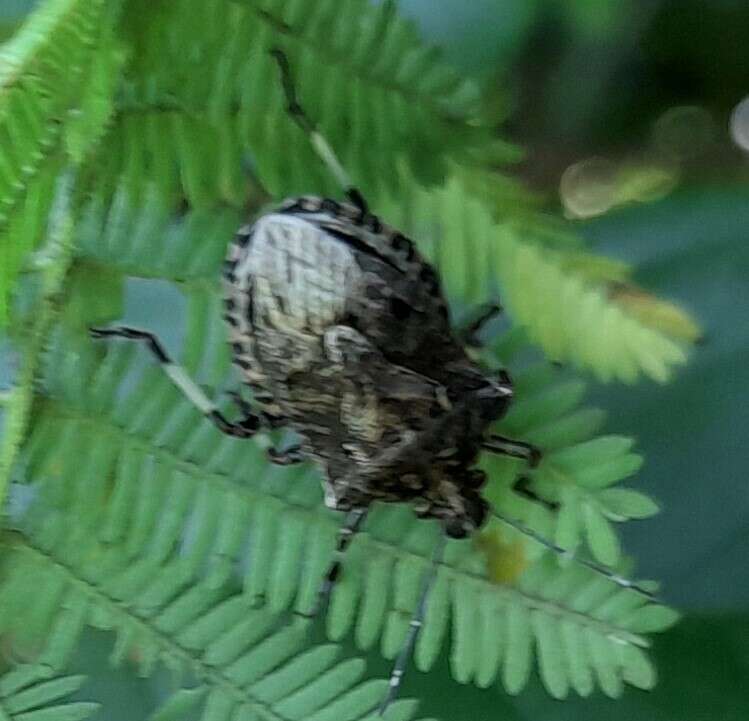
xmin=222 ymin=196 xmax=511 ymax=536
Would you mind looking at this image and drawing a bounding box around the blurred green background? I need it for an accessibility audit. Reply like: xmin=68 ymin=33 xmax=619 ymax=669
xmin=3 ymin=1 xmax=748 ymax=719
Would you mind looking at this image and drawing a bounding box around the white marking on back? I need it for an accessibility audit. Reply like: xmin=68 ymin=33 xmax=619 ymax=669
xmin=235 ymin=213 xmax=361 ymax=333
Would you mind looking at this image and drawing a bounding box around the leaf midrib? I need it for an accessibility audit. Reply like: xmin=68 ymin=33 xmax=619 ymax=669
xmin=15 ymin=539 xmax=289 ymax=721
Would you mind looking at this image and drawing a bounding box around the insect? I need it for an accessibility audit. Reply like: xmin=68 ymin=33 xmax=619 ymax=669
xmin=91 ymin=50 xmax=654 ymax=716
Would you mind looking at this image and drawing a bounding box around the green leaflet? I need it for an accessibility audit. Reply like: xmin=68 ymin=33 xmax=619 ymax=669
xmin=482 ymin=356 xmax=657 ymax=565
xmin=11 ymin=323 xmax=678 ymax=700
xmin=0 ymin=170 xmax=76 ymax=508
xmin=147 ymin=688 xmax=206 ymax=721
xmin=378 ymin=170 xmax=689 ymax=383
xmin=0 ymin=533 xmax=431 ymax=721
xmin=0 ymin=0 xmax=119 ymax=326
xmin=0 ymin=665 xmax=98 ymax=721
xmin=101 ymin=0 xmax=490 ymax=208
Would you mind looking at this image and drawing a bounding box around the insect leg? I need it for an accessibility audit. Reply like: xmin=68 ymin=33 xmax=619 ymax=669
xmin=307 ymin=507 xmax=368 ymax=618
xmin=90 ymin=327 xmax=262 ymax=438
xmin=269 ymin=48 xmax=369 ymax=215
xmin=379 ymin=533 xmax=447 ymax=716
xmin=483 ymin=434 xmax=541 ymax=467
xmin=459 ymin=301 xmax=502 ymax=347
xmin=512 ymin=475 xmax=559 ymax=511
xmin=226 ymin=390 xmax=296 ymax=462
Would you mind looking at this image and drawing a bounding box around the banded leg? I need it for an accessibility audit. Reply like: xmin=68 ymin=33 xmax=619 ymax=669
xmin=90 ymin=327 xmax=261 ymax=438
xmin=379 ymin=533 xmax=447 ymax=716
xmin=270 ymin=48 xmax=369 ymax=215
xmin=459 ymin=302 xmax=502 ymax=347
xmin=306 ymin=507 xmax=368 ymax=619
xmin=483 ymin=434 xmax=542 ymax=467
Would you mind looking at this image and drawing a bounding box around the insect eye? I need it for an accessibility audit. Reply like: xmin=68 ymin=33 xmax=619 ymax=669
xmin=389 ymin=297 xmax=412 ymax=321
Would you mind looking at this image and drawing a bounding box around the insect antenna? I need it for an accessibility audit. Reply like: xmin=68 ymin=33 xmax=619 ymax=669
xmin=379 ymin=532 xmax=447 ymax=716
xmin=491 ymin=509 xmax=658 ymax=601
xmin=269 ymin=48 xmax=369 ymax=215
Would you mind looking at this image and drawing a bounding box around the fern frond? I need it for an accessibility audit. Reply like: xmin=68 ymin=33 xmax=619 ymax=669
xmin=0 ymin=0 xmax=117 ymax=325
xmin=0 ymin=664 xmax=98 ymax=721
xmin=75 ymin=184 xmax=242 ymax=285
xmin=92 ymin=0 xmax=494 ymax=208
xmin=63 ymin=14 xmax=125 ymax=164
xmin=0 ymin=521 xmax=432 ymax=721
xmin=18 ymin=324 xmax=678 ymax=699
xmin=480 ymin=341 xmax=659 ymax=566
xmin=1 ymin=1 xmax=691 ymax=714
xmin=378 ymin=169 xmax=689 ymax=383
xmin=0 ymin=170 xmax=76 ymax=509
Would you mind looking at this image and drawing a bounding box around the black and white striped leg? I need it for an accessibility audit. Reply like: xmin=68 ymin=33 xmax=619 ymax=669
xmin=490 ymin=510 xmax=658 ymax=601
xmin=379 ymin=533 xmax=447 ymax=716
xmin=305 ymin=507 xmax=368 ymax=619
xmin=459 ymin=302 xmax=502 ymax=347
xmin=483 ymin=434 xmax=541 ymax=467
xmin=269 ymin=48 xmax=369 ymax=216
xmin=89 ymin=327 xmax=262 ymax=438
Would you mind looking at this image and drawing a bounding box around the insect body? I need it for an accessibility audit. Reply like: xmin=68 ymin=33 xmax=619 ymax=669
xmin=223 ymin=195 xmax=514 ymax=538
